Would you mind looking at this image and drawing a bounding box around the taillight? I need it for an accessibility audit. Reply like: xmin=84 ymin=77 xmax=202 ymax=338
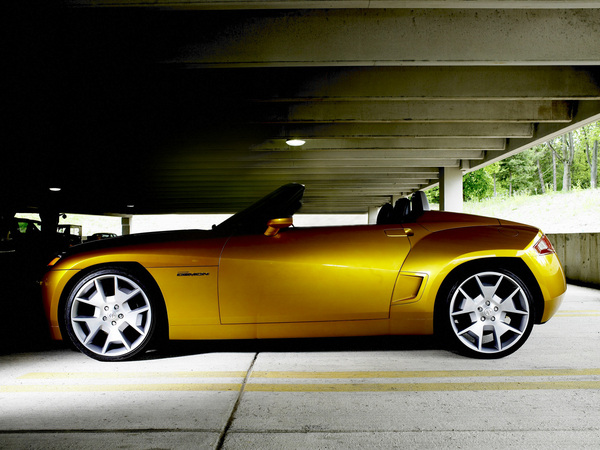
xmin=533 ymin=235 xmax=555 ymax=256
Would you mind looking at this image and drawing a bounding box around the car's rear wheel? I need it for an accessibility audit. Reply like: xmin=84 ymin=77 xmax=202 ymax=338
xmin=442 ymin=268 xmax=534 ymax=358
xmin=64 ymin=267 xmax=158 ymax=362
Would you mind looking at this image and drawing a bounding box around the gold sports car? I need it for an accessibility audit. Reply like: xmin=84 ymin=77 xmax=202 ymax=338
xmin=42 ymin=184 xmax=566 ymax=361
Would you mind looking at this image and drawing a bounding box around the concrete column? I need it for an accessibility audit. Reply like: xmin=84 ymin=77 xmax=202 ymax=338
xmin=121 ymin=216 xmax=132 ymax=236
xmin=368 ymin=206 xmax=379 ymax=224
xmin=439 ymin=167 xmax=463 ymax=212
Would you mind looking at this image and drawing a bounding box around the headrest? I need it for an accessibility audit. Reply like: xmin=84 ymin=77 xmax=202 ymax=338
xmin=393 ymin=198 xmax=411 ymax=221
xmin=410 ymin=191 xmax=430 ymax=216
xmin=376 ymin=203 xmax=393 ymax=225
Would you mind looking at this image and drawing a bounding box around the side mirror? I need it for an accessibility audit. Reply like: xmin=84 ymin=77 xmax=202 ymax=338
xmin=264 ymin=217 xmax=293 ymax=237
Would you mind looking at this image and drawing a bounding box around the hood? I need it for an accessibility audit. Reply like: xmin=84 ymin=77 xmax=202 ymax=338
xmin=63 ymin=229 xmax=216 ymax=257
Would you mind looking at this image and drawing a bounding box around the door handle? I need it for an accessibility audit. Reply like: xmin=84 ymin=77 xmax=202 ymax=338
xmin=385 ymin=228 xmax=414 ymax=237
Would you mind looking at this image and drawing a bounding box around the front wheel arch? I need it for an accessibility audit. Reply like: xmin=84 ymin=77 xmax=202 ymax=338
xmin=58 ymin=262 xmax=168 ymax=360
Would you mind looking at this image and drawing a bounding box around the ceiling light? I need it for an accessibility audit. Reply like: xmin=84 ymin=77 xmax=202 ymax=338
xmin=286 ymin=139 xmax=306 ymax=147
xmin=49 ymin=187 xmax=61 ymax=192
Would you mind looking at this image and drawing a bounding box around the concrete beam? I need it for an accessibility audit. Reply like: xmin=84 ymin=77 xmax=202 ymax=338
xmin=168 ymin=9 xmax=600 ymax=66
xmin=243 ymin=159 xmax=461 ymax=168
xmin=252 ymin=149 xmax=486 ymax=160
xmin=65 ymin=1 xmax=600 ymax=9
xmin=157 ymin=156 xmax=460 ymax=168
xmin=247 ymin=67 xmax=600 ymax=100
xmin=257 ymin=100 xmax=573 ymax=123
xmin=264 ymin=123 xmax=535 ymax=139
xmin=154 ymin=167 xmax=440 ymax=178
xmin=472 ymin=101 xmax=600 ymax=169
xmin=251 ymin=138 xmax=506 ymax=151
xmin=151 ymin=186 xmax=423 ymax=196
xmin=160 ymin=165 xmax=440 ymax=173
xmin=159 ymin=175 xmax=435 ymax=183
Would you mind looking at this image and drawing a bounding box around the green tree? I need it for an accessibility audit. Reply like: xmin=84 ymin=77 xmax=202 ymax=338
xmin=532 ymin=145 xmax=547 ymax=194
xmin=463 ymin=170 xmax=493 ymax=201
xmin=484 ymin=163 xmax=500 ymax=197
xmin=426 ymin=186 xmax=439 ymax=204
xmin=496 ymin=151 xmax=536 ymax=195
xmin=547 ymin=132 xmax=575 ymax=191
xmin=580 ymin=122 xmax=599 ymax=189
xmin=427 ymin=120 xmax=599 ymax=203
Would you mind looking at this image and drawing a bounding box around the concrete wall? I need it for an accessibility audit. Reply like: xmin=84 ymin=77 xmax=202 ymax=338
xmin=547 ymin=233 xmax=600 ymax=287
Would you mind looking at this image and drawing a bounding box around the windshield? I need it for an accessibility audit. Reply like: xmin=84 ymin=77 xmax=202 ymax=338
xmin=215 ymin=183 xmax=305 ymax=234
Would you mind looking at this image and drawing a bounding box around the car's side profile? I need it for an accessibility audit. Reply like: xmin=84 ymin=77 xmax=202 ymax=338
xmin=42 ymin=184 xmax=566 ymax=361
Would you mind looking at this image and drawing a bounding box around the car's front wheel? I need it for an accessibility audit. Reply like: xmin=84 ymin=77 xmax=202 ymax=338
xmin=64 ymin=267 xmax=158 ymax=362
xmin=441 ymin=268 xmax=534 ymax=358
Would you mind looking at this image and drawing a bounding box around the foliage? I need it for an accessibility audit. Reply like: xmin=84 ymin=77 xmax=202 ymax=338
xmin=463 ymin=170 xmax=494 ymax=201
xmin=426 ymin=186 xmax=439 ymax=204
xmin=464 ymin=120 xmax=600 ymax=199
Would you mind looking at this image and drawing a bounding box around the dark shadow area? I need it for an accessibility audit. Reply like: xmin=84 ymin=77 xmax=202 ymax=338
xmin=140 ymin=334 xmax=443 ymax=362
xmin=0 ymin=214 xmax=77 ymax=355
xmin=565 ymin=278 xmax=600 ymax=290
xmin=0 ymin=256 xmax=60 ymax=355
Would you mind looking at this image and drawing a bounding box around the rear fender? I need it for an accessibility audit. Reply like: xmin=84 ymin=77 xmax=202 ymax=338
xmin=400 ymin=225 xmax=540 ymax=315
xmin=431 ymin=257 xmax=546 ymax=329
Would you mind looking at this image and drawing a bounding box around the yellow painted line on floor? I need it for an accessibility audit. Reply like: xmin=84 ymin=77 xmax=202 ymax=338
xmin=17 ymin=368 xmax=600 ymax=382
xmin=8 ymin=369 xmax=600 ymax=394
xmin=19 ymin=371 xmax=247 ymax=380
xmin=556 ymin=310 xmax=600 ymax=315
xmin=556 ymin=313 xmax=600 ymax=317
xmin=0 ymin=383 xmax=243 ymax=393
xmin=3 ymin=381 xmax=600 ymax=394
xmin=251 ymin=368 xmax=600 ymax=379
xmin=245 ymin=381 xmax=600 ymax=392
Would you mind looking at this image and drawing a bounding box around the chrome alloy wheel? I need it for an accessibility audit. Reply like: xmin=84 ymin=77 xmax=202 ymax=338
xmin=69 ymin=273 xmax=153 ymax=359
xmin=449 ymin=271 xmax=532 ymax=356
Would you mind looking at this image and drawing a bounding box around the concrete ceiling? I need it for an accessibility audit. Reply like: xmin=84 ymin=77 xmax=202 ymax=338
xmin=4 ymin=1 xmax=600 ymax=215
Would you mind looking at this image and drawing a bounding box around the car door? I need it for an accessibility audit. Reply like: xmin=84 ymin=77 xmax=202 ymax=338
xmin=218 ymin=224 xmax=411 ymax=324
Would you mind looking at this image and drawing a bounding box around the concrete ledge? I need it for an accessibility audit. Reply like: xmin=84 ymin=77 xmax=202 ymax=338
xmin=547 ymin=233 xmax=600 ymax=288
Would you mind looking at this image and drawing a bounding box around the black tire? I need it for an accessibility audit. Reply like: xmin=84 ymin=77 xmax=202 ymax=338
xmin=64 ymin=267 xmax=159 ymax=362
xmin=439 ymin=267 xmax=535 ymax=359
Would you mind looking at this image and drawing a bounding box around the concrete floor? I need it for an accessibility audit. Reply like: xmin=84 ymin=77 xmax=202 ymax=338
xmin=1 ymin=284 xmax=599 ymax=449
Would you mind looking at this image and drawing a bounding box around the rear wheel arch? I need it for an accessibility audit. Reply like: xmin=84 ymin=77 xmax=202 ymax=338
xmin=433 ymin=257 xmax=543 ymax=358
xmin=434 ymin=257 xmax=544 ymax=326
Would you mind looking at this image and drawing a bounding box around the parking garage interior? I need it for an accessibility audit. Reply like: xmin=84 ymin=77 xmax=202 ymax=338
xmin=2 ymin=1 xmax=600 ymax=449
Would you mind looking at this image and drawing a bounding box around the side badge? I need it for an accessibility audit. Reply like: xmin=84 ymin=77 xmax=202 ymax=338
xmin=177 ymin=271 xmax=210 ymax=277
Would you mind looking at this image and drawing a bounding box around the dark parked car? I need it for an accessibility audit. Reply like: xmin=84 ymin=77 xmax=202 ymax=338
xmin=88 ymin=233 xmax=118 ymax=241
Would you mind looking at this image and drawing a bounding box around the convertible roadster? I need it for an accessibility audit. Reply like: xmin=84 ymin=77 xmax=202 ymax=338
xmin=42 ymin=183 xmax=566 ymax=361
